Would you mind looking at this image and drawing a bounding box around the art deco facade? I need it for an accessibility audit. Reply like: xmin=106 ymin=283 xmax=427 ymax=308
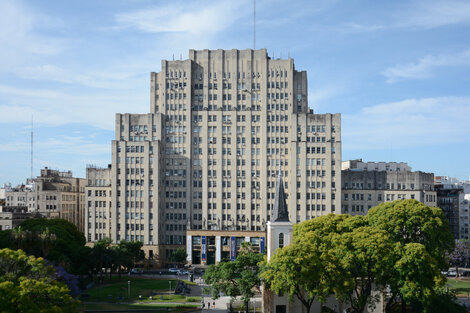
xmin=85 ymin=165 xmax=112 ymax=242
xmin=106 ymin=49 xmax=341 ymax=261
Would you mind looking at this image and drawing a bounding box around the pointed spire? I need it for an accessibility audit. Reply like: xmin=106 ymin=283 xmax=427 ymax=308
xmin=273 ymin=170 xmax=289 ymax=222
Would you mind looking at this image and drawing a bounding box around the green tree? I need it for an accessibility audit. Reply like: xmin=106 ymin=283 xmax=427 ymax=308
xmin=0 ymin=248 xmax=80 ymax=313
xmin=13 ymin=218 xmax=87 ymax=275
xmin=11 ymin=226 xmax=28 ymax=250
xmin=91 ymin=238 xmax=113 ymax=280
xmin=260 ymin=232 xmax=332 ymax=313
xmin=332 ymin=226 xmax=395 ymax=313
xmin=168 ymin=247 xmax=187 ymax=267
xmin=262 ymin=214 xmax=364 ymax=313
xmin=367 ymin=200 xmax=453 ymax=269
xmin=367 ymin=200 xmax=454 ymax=312
xmin=204 ymin=243 xmax=263 ymax=313
xmin=118 ymin=241 xmax=145 ymax=271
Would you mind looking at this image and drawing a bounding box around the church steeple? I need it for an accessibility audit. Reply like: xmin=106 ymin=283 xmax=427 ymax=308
xmin=272 ymin=170 xmax=289 ymax=222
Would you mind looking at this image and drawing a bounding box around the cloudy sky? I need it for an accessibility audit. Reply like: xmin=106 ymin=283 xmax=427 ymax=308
xmin=1 ymin=0 xmax=469 ymax=185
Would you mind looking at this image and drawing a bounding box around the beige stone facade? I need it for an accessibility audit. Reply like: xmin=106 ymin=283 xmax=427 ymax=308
xmin=85 ymin=165 xmax=112 ymax=242
xmin=5 ymin=168 xmax=86 ymax=232
xmin=35 ymin=168 xmax=86 ymax=232
xmin=106 ymin=49 xmax=341 ymax=264
xmin=341 ymin=160 xmax=436 ymax=215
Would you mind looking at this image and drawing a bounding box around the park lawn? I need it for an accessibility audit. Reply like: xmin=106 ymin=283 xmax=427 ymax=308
xmin=84 ymin=302 xmax=198 ymax=311
xmin=87 ymin=278 xmax=179 ymax=301
xmin=447 ymin=278 xmax=470 ymax=296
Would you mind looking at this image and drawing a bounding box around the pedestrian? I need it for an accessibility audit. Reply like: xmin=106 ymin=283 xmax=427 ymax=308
xmin=208 ymin=301 xmax=210 ymax=309
xmin=213 ymin=301 xmax=215 ymax=308
xmin=159 ymin=271 xmax=162 ymax=277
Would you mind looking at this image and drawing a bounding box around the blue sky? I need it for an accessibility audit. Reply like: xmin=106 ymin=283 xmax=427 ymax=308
xmin=1 ymin=0 xmax=469 ymax=185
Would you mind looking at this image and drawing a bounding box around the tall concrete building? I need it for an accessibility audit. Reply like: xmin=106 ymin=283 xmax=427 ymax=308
xmin=108 ymin=49 xmax=341 ymax=263
xmin=341 ymin=160 xmax=436 ymax=215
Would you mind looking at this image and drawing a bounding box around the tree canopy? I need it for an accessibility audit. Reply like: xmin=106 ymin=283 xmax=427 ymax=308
xmin=261 ymin=200 xmax=458 ymax=313
xmin=0 ymin=248 xmax=80 ymax=313
xmin=204 ymin=243 xmax=264 ymax=313
xmin=0 ymin=218 xmax=89 ymax=276
xmin=168 ymin=247 xmax=187 ymax=266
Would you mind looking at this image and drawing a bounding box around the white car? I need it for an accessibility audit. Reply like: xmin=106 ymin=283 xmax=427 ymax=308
xmin=168 ymin=268 xmax=179 ymax=273
xmin=177 ymin=269 xmax=189 ymax=275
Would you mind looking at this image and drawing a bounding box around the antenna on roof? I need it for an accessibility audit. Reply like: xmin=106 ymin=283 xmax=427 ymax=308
xmin=253 ymin=0 xmax=256 ymax=50
xmin=30 ymin=115 xmax=33 ymax=180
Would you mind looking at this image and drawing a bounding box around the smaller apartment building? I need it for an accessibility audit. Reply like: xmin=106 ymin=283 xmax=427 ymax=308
xmin=5 ymin=168 xmax=86 ymax=232
xmin=341 ymin=160 xmax=436 ymax=215
xmin=186 ymin=229 xmax=266 ymax=266
xmin=0 ymin=206 xmax=34 ymax=231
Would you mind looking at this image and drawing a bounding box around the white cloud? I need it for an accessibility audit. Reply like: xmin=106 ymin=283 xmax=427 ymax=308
xmin=18 ymin=64 xmax=143 ymax=89
xmin=336 ymin=22 xmax=385 ymax=33
xmin=39 ymin=136 xmax=110 ymax=156
xmin=397 ymin=0 xmax=470 ymax=29
xmin=0 ymin=84 xmax=147 ymax=130
xmin=0 ymin=142 xmax=29 ymax=152
xmin=382 ymin=49 xmax=470 ymax=82
xmin=342 ymin=96 xmax=470 ymax=150
xmin=0 ymin=0 xmax=64 ymax=67
xmin=308 ymin=87 xmax=342 ymax=112
xmin=335 ymin=0 xmax=470 ymax=34
xmin=115 ymin=0 xmax=249 ymax=35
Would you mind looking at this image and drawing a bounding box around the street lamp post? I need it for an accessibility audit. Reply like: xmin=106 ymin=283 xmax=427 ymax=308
xmin=169 ymin=281 xmax=172 ymax=294
xmin=127 ymin=281 xmax=130 ymax=299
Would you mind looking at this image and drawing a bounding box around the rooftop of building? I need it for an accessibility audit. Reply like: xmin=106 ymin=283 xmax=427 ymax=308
xmin=342 ymin=159 xmax=412 ymax=172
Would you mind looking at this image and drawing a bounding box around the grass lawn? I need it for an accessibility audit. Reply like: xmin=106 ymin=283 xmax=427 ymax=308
xmin=447 ymin=278 xmax=470 ymax=296
xmin=86 ymin=278 xmax=184 ymax=301
xmin=84 ymin=302 xmax=198 ymax=312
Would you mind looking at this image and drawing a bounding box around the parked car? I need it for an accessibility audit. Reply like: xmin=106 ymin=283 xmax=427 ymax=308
xmin=168 ymin=268 xmax=179 ymax=273
xmin=131 ymin=268 xmax=144 ymax=274
xmin=177 ymin=269 xmax=189 ymax=275
xmin=447 ymin=270 xmax=457 ymax=277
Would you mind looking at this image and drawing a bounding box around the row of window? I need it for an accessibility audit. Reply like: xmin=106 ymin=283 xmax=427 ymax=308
xmin=344 ymin=182 xmax=417 ymax=190
xmin=166 ymin=213 xmax=187 ymax=220
xmin=87 ymin=190 xmax=107 ymax=197
xmin=166 ymin=224 xmax=187 ymax=231
xmin=165 ymin=202 xmax=186 ymax=209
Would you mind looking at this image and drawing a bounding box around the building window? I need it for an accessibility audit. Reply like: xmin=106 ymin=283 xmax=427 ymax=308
xmin=279 ymin=233 xmax=284 ymax=248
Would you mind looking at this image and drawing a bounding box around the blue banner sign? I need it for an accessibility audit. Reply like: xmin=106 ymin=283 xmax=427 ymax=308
xmin=260 ymin=237 xmax=265 ymax=253
xmin=201 ymin=236 xmax=206 ymax=261
xmin=230 ymin=236 xmax=236 ymax=261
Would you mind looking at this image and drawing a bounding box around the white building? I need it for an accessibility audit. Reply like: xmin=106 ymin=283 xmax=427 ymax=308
xmin=105 ymin=49 xmax=342 ymax=265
